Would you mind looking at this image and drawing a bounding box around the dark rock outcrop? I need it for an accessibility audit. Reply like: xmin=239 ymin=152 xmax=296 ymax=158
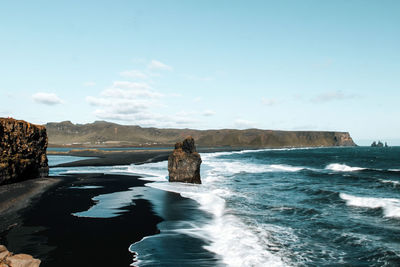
xmin=0 ymin=118 xmax=49 ymax=185
xmin=0 ymin=245 xmax=41 ymax=267
xmin=168 ymin=136 xmax=201 ymax=184
xmin=371 ymin=141 xmax=384 ymax=147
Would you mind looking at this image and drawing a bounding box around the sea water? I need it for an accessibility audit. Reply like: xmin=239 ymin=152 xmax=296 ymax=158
xmin=50 ymin=147 xmax=400 ymax=266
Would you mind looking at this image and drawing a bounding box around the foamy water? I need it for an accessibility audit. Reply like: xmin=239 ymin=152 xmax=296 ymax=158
xmin=50 ymin=146 xmax=400 ymax=266
xmin=340 ymin=193 xmax=400 ymax=219
xmin=127 ymin=150 xmax=291 ymax=266
xmin=325 ymin=163 xmax=366 ymax=172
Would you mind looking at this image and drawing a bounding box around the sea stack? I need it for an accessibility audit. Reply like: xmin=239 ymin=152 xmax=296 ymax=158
xmin=168 ymin=136 xmax=202 ymax=184
xmin=0 ymin=118 xmax=49 ymax=185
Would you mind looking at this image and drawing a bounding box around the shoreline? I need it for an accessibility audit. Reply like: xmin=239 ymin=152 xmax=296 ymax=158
xmin=0 ymin=172 xmax=222 ymax=266
xmin=49 ymin=147 xmax=244 ymax=168
xmin=0 ymin=173 xmax=165 ymax=266
xmin=0 ymin=148 xmax=224 ymax=266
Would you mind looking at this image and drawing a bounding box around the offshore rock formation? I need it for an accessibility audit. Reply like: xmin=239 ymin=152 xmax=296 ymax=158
xmin=0 ymin=118 xmax=49 ymax=185
xmin=168 ymin=136 xmax=202 ymax=184
xmin=371 ymin=141 xmax=388 ymax=147
xmin=0 ymin=245 xmax=40 ymax=267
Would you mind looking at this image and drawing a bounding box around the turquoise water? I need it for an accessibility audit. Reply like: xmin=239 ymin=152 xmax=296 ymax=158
xmin=47 ymin=155 xmax=97 ymax=166
xmin=130 ymin=147 xmax=400 ymax=266
xmin=49 ymin=147 xmax=400 ymax=266
xmin=47 ymin=147 xmax=171 ymax=152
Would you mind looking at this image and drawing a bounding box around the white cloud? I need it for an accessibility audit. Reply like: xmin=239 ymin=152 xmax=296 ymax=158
xmin=111 ymin=81 xmax=152 ymax=90
xmin=148 ymin=60 xmax=173 ymax=71
xmin=93 ymin=108 xmax=196 ymax=127
xmin=99 ymin=81 xmax=163 ymax=99
xmin=261 ymin=97 xmax=278 ymax=106
xmin=32 ymin=92 xmax=63 ymax=105
xmin=311 ymin=90 xmax=356 ymax=103
xmin=86 ymin=81 xmax=159 ymax=115
xmin=101 ymin=88 xmax=162 ymax=99
xmin=86 ymin=96 xmax=149 ymax=110
xmin=86 ymin=81 xmax=198 ymax=127
xmin=119 ymin=70 xmax=147 ymax=79
xmin=203 ymin=110 xmax=216 ymax=116
xmin=83 ymin=82 xmax=96 ymax=87
xmin=234 ymin=119 xmax=256 ymax=129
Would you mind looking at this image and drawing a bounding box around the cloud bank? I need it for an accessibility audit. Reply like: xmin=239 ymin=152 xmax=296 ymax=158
xmin=32 ymin=92 xmax=63 ymax=105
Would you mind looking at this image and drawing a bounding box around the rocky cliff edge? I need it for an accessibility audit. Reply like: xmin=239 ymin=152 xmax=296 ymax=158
xmin=0 ymin=118 xmax=49 ymax=185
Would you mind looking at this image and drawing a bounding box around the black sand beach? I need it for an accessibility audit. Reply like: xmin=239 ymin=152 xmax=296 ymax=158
xmin=0 ymin=173 xmax=163 ymax=266
xmin=0 ymin=149 xmax=224 ymax=266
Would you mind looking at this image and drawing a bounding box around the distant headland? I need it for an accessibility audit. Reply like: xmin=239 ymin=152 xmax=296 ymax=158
xmin=44 ymin=120 xmax=356 ymax=148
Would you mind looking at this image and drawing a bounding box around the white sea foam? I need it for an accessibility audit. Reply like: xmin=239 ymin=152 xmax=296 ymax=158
xmin=203 ymin=159 xmax=305 ymax=176
xmin=340 ymin=193 xmax=400 ymax=219
xmin=139 ymin=150 xmax=290 ymax=267
xmin=379 ymin=179 xmax=400 ymax=186
xmin=389 ymin=169 xmax=400 ymax=172
xmin=147 ymin=181 xmax=288 ymax=266
xmin=325 ymin=163 xmax=366 ymax=172
xmin=124 ymin=161 xmax=168 ymax=182
xmin=269 ymin=164 xmax=305 ymax=172
xmin=200 ymin=147 xmax=315 ymax=160
xmin=64 ymin=149 xmax=292 ymax=265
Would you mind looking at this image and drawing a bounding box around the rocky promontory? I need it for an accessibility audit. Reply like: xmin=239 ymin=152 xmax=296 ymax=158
xmin=0 ymin=245 xmax=40 ymax=267
xmin=0 ymin=118 xmax=49 ymax=185
xmin=168 ymin=136 xmax=202 ymax=184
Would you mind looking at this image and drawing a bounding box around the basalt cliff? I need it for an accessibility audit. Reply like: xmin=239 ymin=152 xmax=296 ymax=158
xmin=0 ymin=118 xmax=49 ymax=185
xmin=45 ymin=121 xmax=356 ymax=148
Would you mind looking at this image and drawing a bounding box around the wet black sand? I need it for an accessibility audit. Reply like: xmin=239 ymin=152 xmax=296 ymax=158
xmin=0 ymin=173 xmax=163 ymax=266
xmin=0 ymin=172 xmax=222 ymax=266
xmin=0 ymin=148 xmax=232 ymax=266
xmin=0 ymin=177 xmax=61 ymax=233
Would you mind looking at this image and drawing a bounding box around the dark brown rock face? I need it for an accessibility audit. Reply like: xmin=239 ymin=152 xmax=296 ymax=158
xmin=168 ymin=136 xmax=201 ymax=184
xmin=0 ymin=118 xmax=49 ymax=185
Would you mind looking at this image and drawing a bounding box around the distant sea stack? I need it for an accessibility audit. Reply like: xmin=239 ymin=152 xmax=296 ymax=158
xmin=168 ymin=136 xmax=202 ymax=184
xmin=0 ymin=118 xmax=49 ymax=185
xmin=45 ymin=120 xmax=356 ymax=148
xmin=371 ymin=141 xmax=388 ymax=147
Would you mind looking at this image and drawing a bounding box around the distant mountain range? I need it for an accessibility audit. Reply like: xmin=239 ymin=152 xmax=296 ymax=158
xmin=45 ymin=121 xmax=356 ymax=148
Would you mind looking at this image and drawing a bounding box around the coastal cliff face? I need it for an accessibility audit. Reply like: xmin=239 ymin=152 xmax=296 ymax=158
xmin=45 ymin=121 xmax=356 ymax=148
xmin=0 ymin=118 xmax=49 ymax=185
xmin=168 ymin=137 xmax=202 ymax=184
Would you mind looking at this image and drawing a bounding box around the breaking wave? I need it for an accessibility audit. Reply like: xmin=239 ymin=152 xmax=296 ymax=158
xmin=325 ymin=163 xmax=366 ymax=172
xmin=340 ymin=193 xmax=400 ymax=219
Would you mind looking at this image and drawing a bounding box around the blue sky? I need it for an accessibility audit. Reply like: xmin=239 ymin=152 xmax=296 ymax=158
xmin=0 ymin=0 xmax=399 ymax=145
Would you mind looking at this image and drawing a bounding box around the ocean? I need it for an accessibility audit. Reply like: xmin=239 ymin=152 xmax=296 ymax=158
xmin=49 ymin=147 xmax=400 ymax=266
